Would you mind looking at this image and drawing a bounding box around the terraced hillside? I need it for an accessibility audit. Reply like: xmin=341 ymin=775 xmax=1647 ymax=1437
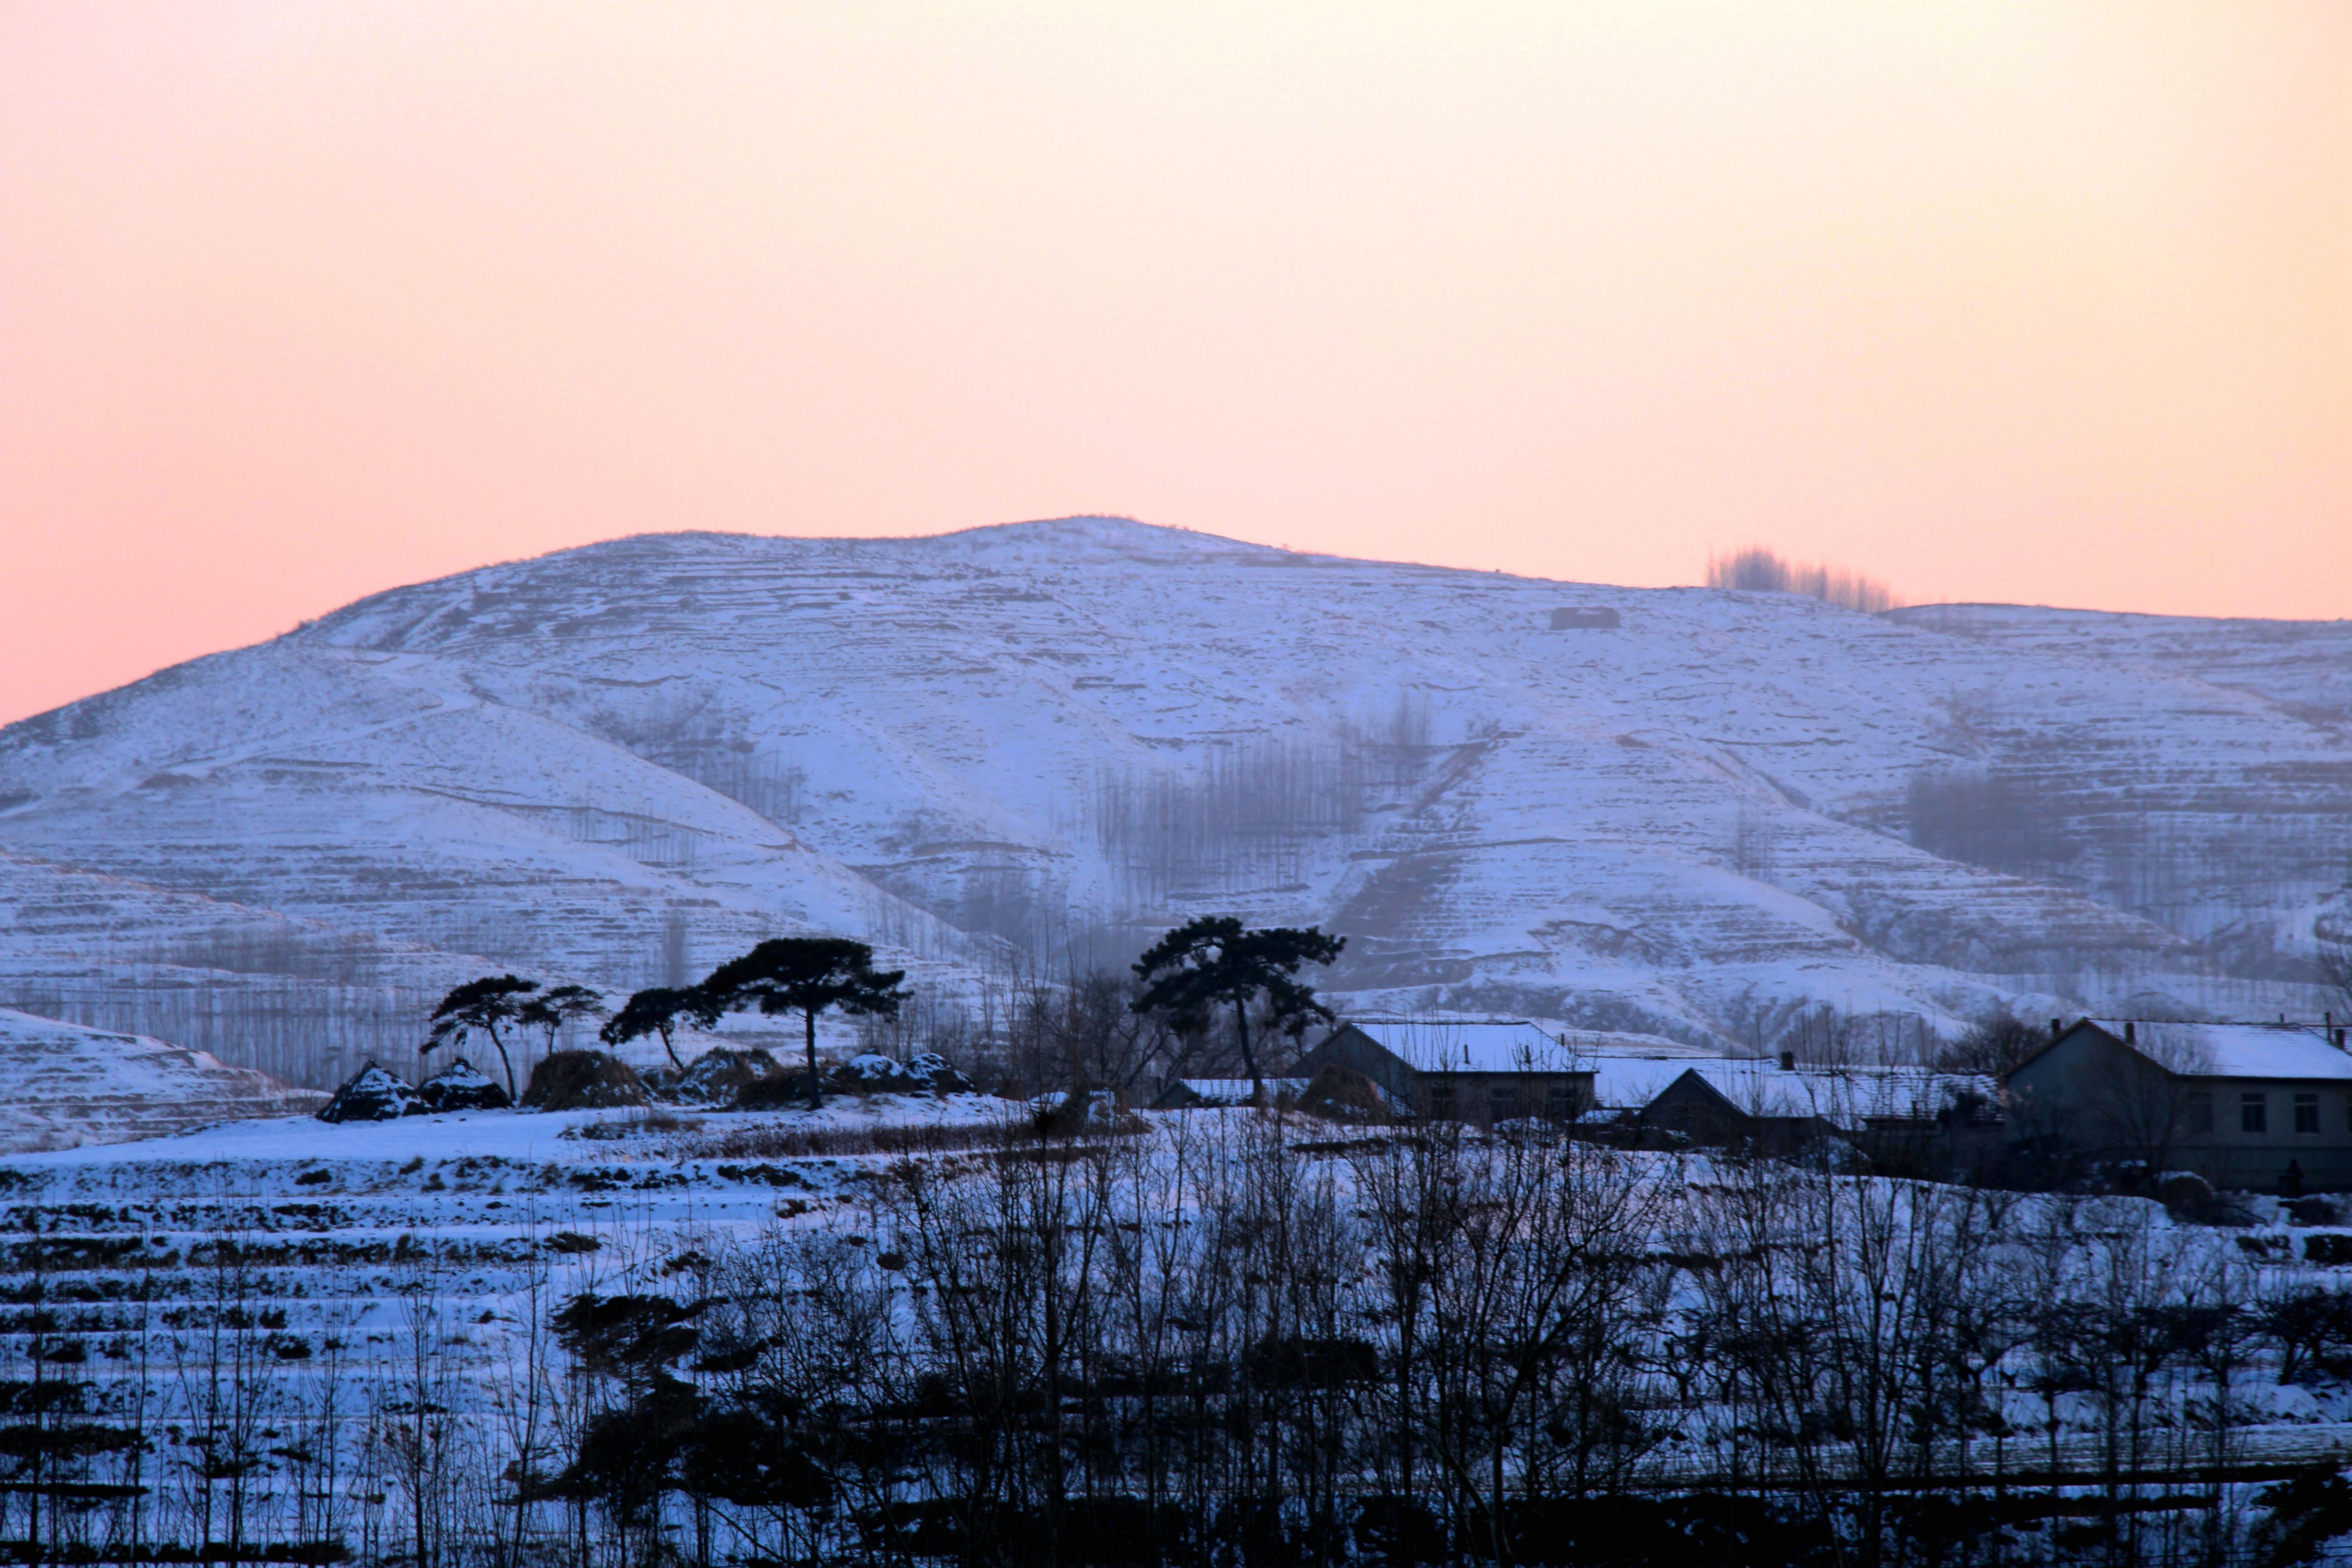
xmin=0 ymin=518 xmax=2344 ymax=1086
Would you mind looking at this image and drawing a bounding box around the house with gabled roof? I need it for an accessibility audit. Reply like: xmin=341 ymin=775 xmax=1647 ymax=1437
xmin=1635 ymin=1057 xmax=1998 ymax=1157
xmin=2006 ymin=1018 xmax=2352 ymax=1191
xmin=1637 ymin=1061 xmax=1839 ymax=1150
xmin=1293 ymin=1019 xmax=1593 ymax=1128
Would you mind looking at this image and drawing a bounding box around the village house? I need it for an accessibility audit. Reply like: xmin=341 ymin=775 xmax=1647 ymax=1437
xmin=1292 ymin=1019 xmax=1592 ymax=1127
xmin=1630 ymin=1056 xmax=1997 ymax=1162
xmin=1285 ymin=1022 xmax=1996 ymax=1152
xmin=1636 ymin=1058 xmax=1838 ymax=1150
xmin=2005 ymin=1018 xmax=2352 ymax=1192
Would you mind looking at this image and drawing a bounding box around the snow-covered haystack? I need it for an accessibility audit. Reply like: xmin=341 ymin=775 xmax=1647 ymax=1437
xmin=1031 ymin=1088 xmax=1143 ymax=1137
xmin=417 ymin=1057 xmax=512 ymax=1112
xmin=836 ymin=1053 xmax=913 ymax=1090
xmin=523 ymin=1050 xmax=649 ymax=1111
xmin=904 ymin=1051 xmax=972 ymax=1092
xmin=318 ymin=1061 xmax=421 ymax=1123
xmin=728 ymin=1051 xmax=973 ymax=1110
xmin=832 ymin=1051 xmax=972 ymax=1093
xmin=0 ymin=1006 xmax=321 ymax=1152
xmin=653 ymin=1048 xmax=784 ymax=1106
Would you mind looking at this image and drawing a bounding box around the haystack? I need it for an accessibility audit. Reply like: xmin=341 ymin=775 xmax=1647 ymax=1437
xmin=903 ymin=1051 xmax=972 ymax=1093
xmin=656 ymin=1048 xmax=785 ymax=1106
xmin=417 ymin=1058 xmax=512 ymax=1112
xmin=318 ymin=1062 xmax=421 ymax=1123
xmin=522 ymin=1050 xmax=649 ymax=1111
xmin=1031 ymin=1088 xmax=1143 ymax=1139
xmin=836 ymin=1052 xmax=911 ymax=1090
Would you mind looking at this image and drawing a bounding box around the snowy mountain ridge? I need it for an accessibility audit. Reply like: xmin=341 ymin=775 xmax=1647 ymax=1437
xmin=0 ymin=517 xmax=2346 ymax=1087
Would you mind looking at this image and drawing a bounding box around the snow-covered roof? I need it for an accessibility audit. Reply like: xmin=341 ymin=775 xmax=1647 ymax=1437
xmin=1589 ymin=1055 xmax=1716 ymax=1110
xmin=1553 ymin=1029 xmax=1717 ymax=1060
xmin=1818 ymin=1068 xmax=2000 ymax=1123
xmin=1656 ymin=1061 xmax=1997 ymax=1129
xmin=1338 ymin=1020 xmax=1577 ymax=1073
xmin=1669 ymin=1063 xmax=1833 ymax=1120
xmin=2095 ymin=1020 xmax=2352 ymax=1082
xmin=1165 ymin=1077 xmax=1308 ymax=1106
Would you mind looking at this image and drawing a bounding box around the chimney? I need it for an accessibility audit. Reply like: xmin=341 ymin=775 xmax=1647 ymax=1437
xmin=2124 ymin=1021 xmax=2136 ymax=1046
xmin=2337 ymin=1028 xmax=2347 ymax=1052
xmin=2050 ymin=1017 xmax=2063 ymax=1041
xmin=1779 ymin=1051 xmax=1796 ymax=1072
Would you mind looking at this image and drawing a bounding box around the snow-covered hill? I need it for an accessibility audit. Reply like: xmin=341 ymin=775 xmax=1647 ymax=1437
xmin=1 ymin=517 xmax=2345 ymax=1085
xmin=0 ymin=1007 xmax=321 ymax=1151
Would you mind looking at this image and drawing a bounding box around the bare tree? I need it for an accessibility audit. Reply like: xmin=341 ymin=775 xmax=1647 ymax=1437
xmin=2082 ymin=1029 xmax=2211 ymax=1178
xmin=1934 ymin=1005 xmax=2046 ymax=1078
xmin=1000 ymin=964 xmax=1177 ymax=1096
xmin=379 ymin=1263 xmax=461 ymax=1568
xmin=485 ymin=1210 xmax=561 ymax=1568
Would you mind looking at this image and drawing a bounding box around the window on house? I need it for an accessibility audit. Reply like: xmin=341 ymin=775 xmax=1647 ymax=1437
xmin=1427 ymin=1083 xmax=1455 ymax=1119
xmin=1546 ymin=1082 xmax=1576 ymax=1121
xmin=1490 ymin=1086 xmax=1523 ymax=1123
xmin=2296 ymin=1093 xmax=2320 ymax=1134
xmin=2186 ymin=1093 xmax=2213 ymax=1133
xmin=2241 ymin=1093 xmax=2267 ymax=1134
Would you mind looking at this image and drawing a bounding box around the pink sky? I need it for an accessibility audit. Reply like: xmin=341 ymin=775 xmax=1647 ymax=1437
xmin=2 ymin=1 xmax=2346 ymax=725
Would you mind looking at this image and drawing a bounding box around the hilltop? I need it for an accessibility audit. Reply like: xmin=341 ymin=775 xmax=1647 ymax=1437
xmin=0 ymin=517 xmax=2345 ymax=1087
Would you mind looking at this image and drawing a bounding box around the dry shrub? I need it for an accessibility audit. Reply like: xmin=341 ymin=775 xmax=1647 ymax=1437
xmin=667 ymin=1106 xmax=1151 ymax=1161
xmin=572 ymin=1108 xmax=703 ymax=1141
xmin=669 ymin=1118 xmax=1024 ymax=1161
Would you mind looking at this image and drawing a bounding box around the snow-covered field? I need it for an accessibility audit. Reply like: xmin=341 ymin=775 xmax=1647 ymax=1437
xmin=10 ymin=1094 xmax=2352 ymax=1422
xmin=16 ymin=1098 xmax=2352 ymax=1564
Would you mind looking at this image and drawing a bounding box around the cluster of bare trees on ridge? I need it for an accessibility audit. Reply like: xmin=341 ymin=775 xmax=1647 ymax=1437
xmin=1704 ymin=547 xmax=1901 ymax=615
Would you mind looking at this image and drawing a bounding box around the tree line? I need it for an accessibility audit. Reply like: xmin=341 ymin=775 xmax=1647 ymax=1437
xmin=418 ymin=938 xmax=912 ymax=1111
xmin=416 ymin=916 xmax=1346 ymax=1110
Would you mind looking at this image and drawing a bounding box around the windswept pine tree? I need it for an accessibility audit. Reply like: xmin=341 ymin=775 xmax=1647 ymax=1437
xmin=1132 ymin=916 xmax=1345 ymax=1101
xmin=422 ymin=975 xmax=539 ymax=1099
xmin=700 ymin=937 xmax=907 ymax=1109
xmin=518 ymin=984 xmax=605 ymax=1055
xmin=599 ymin=985 xmax=721 ymax=1072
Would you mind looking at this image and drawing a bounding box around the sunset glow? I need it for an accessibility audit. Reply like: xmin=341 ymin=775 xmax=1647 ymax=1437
xmin=2 ymin=1 xmax=2345 ymax=723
